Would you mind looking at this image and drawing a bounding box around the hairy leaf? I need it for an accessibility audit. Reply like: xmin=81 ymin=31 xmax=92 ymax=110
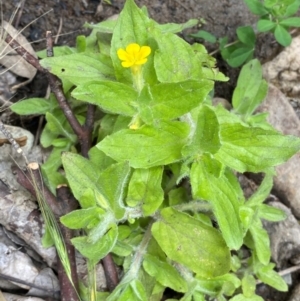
xmin=215 ymin=122 xmax=300 ymax=172
xmin=152 ymin=208 xmax=230 ymax=278
xmin=138 ymin=80 xmax=213 ymax=124
xmin=40 ymin=53 xmax=115 ymax=85
xmin=143 ymin=254 xmax=188 ymax=292
xmin=72 ymin=81 xmax=137 ymax=116
xmin=71 ymin=224 xmax=118 ymax=266
xmin=98 ymin=121 xmax=189 ymax=168
xmin=191 ymin=157 xmax=244 ymax=249
xmin=126 ymin=167 xmax=164 ymax=216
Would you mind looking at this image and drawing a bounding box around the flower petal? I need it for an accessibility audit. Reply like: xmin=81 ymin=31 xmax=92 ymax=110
xmin=117 ymin=43 xmax=152 ymax=68
xmin=117 ymin=49 xmax=130 ymax=61
xmin=135 ymin=58 xmax=147 ymax=65
xmin=126 ymin=43 xmax=141 ymax=55
xmin=140 ymin=46 xmax=151 ymax=58
xmin=121 ymin=61 xmax=133 ymax=68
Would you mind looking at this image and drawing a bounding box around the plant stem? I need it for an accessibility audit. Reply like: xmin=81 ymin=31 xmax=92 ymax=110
xmin=119 ymin=220 xmax=154 ymax=284
xmin=209 ymin=39 xmax=240 ymax=56
xmin=174 ymin=200 xmax=212 ymax=213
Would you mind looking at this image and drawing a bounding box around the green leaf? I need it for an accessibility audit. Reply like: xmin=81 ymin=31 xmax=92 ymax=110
xmin=215 ymin=121 xmax=300 ymax=172
xmin=72 ymin=81 xmax=138 ymax=117
xmin=51 ymin=138 xmax=70 ymax=148
xmin=227 ymin=47 xmax=254 ymax=67
xmin=168 ymin=187 xmax=188 ymax=206
xmin=138 ymin=80 xmax=213 ymax=124
xmin=258 ymin=204 xmax=287 ymax=221
xmin=242 ymin=275 xmax=256 ymax=297
xmin=126 ymin=167 xmax=164 ymax=216
xmin=236 ymin=26 xmax=256 ymax=46
xmin=76 ymin=35 xmax=87 ymax=52
xmin=96 ymin=32 xmax=113 ymax=56
xmin=249 ymin=219 xmax=271 ymax=265
xmin=257 ymin=19 xmax=276 ymax=32
xmin=88 ymin=146 xmax=115 ymax=171
xmin=60 ymin=207 xmax=106 ymax=229
xmin=191 ymin=158 xmax=244 ymax=250
xmin=153 ymin=30 xmax=202 ymax=83
xmin=232 ymin=59 xmax=268 ymax=118
xmin=87 ymin=211 xmax=116 ymax=243
xmin=71 ymin=223 xmax=118 ymax=266
xmin=256 ymin=264 xmax=288 ymax=292
xmin=96 ymin=161 xmax=131 ymax=219
xmin=41 ymin=147 xmax=69 ymax=193
xmin=183 ymin=105 xmax=221 ymax=157
xmin=247 ymin=173 xmax=274 ymax=206
xmin=284 ymin=1 xmax=300 ymax=17
xmin=202 ymin=67 xmax=229 ymax=82
xmin=62 ymin=153 xmax=99 ymax=202
xmin=40 ymin=124 xmax=57 ymax=147
xmin=195 ymin=273 xmax=241 ymax=296
xmin=192 ymin=292 xmax=205 ymax=301
xmin=239 ymin=206 xmax=255 ymax=231
xmin=11 ymin=97 xmax=57 ymax=115
xmin=78 ymin=188 xmax=97 ymax=208
xmin=229 ymin=294 xmax=264 ymax=301
xmin=280 ymin=17 xmax=300 ymax=27
xmin=62 ymin=153 xmax=130 ymax=218
xmin=97 ymin=121 xmax=189 ymax=168
xmin=262 ymin=0 xmax=277 ymax=8
xmin=109 ymin=279 xmax=148 ymax=301
xmin=85 ymin=19 xmax=117 ymax=34
xmin=111 ymin=0 xmax=156 ymax=85
xmin=45 ymin=112 xmax=77 ymax=143
xmin=152 ymin=208 xmax=230 ymax=278
xmin=40 ymin=53 xmax=115 ymax=85
xmin=143 ymin=254 xmax=188 ymax=292
xmin=274 ymin=24 xmax=292 ymax=46
xmin=190 ymin=30 xmax=217 ymax=43
xmin=243 ymin=0 xmax=268 ymax=15
xmin=159 ymin=19 xmax=199 ymax=33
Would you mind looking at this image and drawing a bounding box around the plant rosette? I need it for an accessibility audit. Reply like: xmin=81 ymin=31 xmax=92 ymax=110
xmin=11 ymin=0 xmax=300 ymax=300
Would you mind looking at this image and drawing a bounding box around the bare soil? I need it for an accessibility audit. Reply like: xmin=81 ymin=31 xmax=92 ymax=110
xmin=3 ymin=0 xmax=282 ymax=100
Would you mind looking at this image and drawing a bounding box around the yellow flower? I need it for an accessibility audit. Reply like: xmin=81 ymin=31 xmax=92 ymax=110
xmin=117 ymin=43 xmax=151 ymax=68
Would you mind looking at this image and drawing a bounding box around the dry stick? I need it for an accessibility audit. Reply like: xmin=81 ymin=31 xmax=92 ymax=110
xmin=0 ymin=272 xmax=59 ymax=298
xmin=0 ymin=121 xmax=23 ymax=153
xmin=13 ymin=0 xmax=26 ymax=29
xmin=57 ymin=185 xmax=80 ymax=301
xmin=4 ymin=30 xmax=119 ymax=290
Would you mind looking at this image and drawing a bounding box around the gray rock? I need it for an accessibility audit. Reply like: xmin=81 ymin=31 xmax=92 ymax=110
xmin=257 ymin=84 xmax=300 ymax=218
xmin=263 ymin=201 xmax=300 ymax=268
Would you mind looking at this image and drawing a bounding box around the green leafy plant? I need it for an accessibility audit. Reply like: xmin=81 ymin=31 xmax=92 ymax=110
xmin=10 ymin=0 xmax=300 ymax=300
xmin=191 ymin=0 xmax=300 ymax=66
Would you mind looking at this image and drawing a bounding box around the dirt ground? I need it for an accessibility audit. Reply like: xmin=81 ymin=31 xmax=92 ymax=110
xmin=2 ymin=0 xmax=282 ymax=100
xmin=1 ymin=0 xmax=298 ymax=301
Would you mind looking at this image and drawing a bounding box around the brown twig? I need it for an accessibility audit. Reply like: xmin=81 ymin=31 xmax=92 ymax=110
xmin=102 ymin=255 xmax=119 ymax=291
xmin=82 ymin=103 xmax=96 ymax=157
xmin=13 ymin=0 xmax=26 ymax=29
xmin=0 ymin=272 xmax=59 ymax=298
xmin=56 ymin=185 xmax=80 ymax=301
xmin=4 ymin=33 xmax=44 ymax=72
xmin=13 ymin=163 xmax=61 ymax=216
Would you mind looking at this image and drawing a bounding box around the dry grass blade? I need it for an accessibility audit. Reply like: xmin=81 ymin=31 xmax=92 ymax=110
xmin=0 ymin=20 xmax=37 ymax=80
